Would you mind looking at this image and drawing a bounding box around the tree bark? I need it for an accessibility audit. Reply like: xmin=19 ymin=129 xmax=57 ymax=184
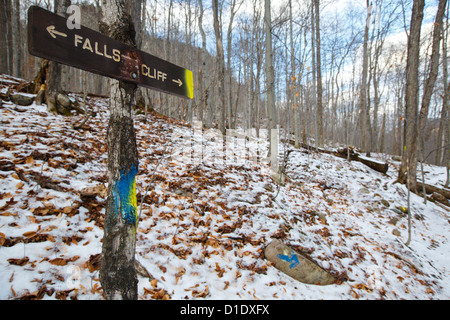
xmin=436 ymin=11 xmax=449 ymax=166
xmin=398 ymin=0 xmax=425 ymax=192
xmin=227 ymin=0 xmax=239 ymax=130
xmin=310 ymin=1 xmax=318 ymax=148
xmin=0 ymin=0 xmax=13 ymax=75
xmin=198 ymin=0 xmax=208 ymax=124
xmin=12 ymin=0 xmax=21 ymax=77
xmin=265 ymin=0 xmax=277 ymax=165
xmin=360 ymin=0 xmax=372 ymax=155
xmin=314 ymin=0 xmax=323 ymax=147
xmin=417 ymin=0 xmax=446 ymax=160
xmin=45 ymin=0 xmax=71 ymax=114
xmin=99 ymin=0 xmax=139 ymax=300
xmin=212 ymin=0 xmax=226 ymax=135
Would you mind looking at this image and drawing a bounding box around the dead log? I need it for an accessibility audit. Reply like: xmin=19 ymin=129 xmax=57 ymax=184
xmin=285 ymin=140 xmax=389 ymax=174
xmin=415 ymin=181 xmax=450 ymax=206
xmin=334 ymin=147 xmax=389 ymax=174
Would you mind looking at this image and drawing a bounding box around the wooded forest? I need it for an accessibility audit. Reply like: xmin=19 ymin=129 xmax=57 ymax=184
xmin=1 ymin=0 xmax=450 ymax=301
xmin=1 ymin=0 xmax=449 ymax=187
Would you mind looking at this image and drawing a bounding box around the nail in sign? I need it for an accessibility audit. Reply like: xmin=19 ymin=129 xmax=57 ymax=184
xmin=27 ymin=6 xmax=194 ymax=99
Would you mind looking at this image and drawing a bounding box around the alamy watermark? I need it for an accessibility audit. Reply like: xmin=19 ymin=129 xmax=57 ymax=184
xmin=66 ymin=5 xmax=81 ymax=30
xmin=170 ymin=120 xmax=279 ymax=172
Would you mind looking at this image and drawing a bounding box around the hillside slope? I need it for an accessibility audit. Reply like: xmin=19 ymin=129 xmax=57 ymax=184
xmin=1 ymin=74 xmax=449 ymax=300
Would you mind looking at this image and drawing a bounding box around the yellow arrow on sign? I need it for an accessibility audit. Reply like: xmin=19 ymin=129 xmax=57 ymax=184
xmin=46 ymin=25 xmax=67 ymax=39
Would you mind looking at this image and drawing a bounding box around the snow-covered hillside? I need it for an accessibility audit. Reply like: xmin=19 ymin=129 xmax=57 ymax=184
xmin=1 ymin=74 xmax=449 ymax=300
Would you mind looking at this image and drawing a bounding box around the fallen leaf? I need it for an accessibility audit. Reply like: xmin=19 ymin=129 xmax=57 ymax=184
xmin=8 ymin=257 xmax=30 ymax=266
xmin=84 ymin=254 xmax=101 ymax=272
xmin=22 ymin=231 xmax=37 ymax=239
xmin=0 ymin=232 xmax=5 ymax=246
xmin=49 ymin=258 xmax=68 ymax=266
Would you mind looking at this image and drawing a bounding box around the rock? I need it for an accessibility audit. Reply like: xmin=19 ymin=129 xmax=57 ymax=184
xmin=358 ymin=188 xmax=370 ymax=195
xmin=271 ymin=172 xmax=287 ymax=186
xmin=10 ymin=93 xmax=34 ymax=106
xmin=264 ymin=239 xmax=336 ymax=285
xmin=392 ymin=206 xmax=408 ymax=215
xmin=56 ymin=93 xmax=72 ymax=115
xmin=380 ymin=199 xmax=390 ymax=207
xmin=80 ymin=184 xmax=107 ymax=198
xmin=388 ymin=216 xmax=399 ymax=226
xmin=263 ymin=183 xmax=274 ymax=192
xmin=318 ymin=213 xmax=327 ymax=224
xmin=392 ymin=229 xmax=401 ymax=236
xmin=56 ymin=93 xmax=71 ymax=108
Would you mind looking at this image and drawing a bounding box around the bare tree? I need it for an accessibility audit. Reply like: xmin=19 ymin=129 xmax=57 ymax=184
xmin=360 ymin=0 xmax=372 ymax=155
xmin=0 ymin=0 xmax=13 ymax=75
xmin=226 ymin=0 xmax=242 ymax=129
xmin=417 ymin=0 xmax=447 ymax=160
xmin=197 ymin=0 xmax=210 ymax=126
xmin=313 ymin=0 xmax=324 ymax=147
xmin=398 ymin=0 xmax=424 ymax=193
xmin=212 ymin=0 xmax=226 ymax=134
xmin=12 ymin=0 xmax=21 ymax=77
xmin=265 ymin=0 xmax=277 ymax=164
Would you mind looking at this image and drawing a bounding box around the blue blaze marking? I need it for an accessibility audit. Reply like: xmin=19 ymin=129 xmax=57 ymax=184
xmin=277 ymin=252 xmax=299 ymax=269
xmin=112 ymin=164 xmax=138 ymax=225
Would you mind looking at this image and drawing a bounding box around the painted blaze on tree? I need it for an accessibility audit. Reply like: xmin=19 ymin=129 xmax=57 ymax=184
xmin=112 ymin=164 xmax=139 ymax=226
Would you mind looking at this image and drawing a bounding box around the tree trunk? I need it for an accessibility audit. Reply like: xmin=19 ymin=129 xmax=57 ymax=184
xmin=198 ymin=0 xmax=208 ymax=123
xmin=417 ymin=0 xmax=446 ymax=162
xmin=265 ymin=0 xmax=277 ymax=166
xmin=436 ymin=13 xmax=448 ymax=165
xmin=0 ymin=0 xmax=13 ymax=75
xmin=360 ymin=0 xmax=372 ymax=155
xmin=314 ymin=0 xmax=323 ymax=147
xmin=227 ymin=0 xmax=239 ymax=130
xmin=45 ymin=0 xmax=71 ymax=114
xmin=310 ymin=1 xmax=318 ymax=148
xmin=398 ymin=0 xmax=425 ymax=192
xmin=99 ymin=0 xmax=139 ymax=300
xmin=12 ymin=0 xmax=21 ymax=77
xmin=212 ymin=0 xmax=226 ymax=135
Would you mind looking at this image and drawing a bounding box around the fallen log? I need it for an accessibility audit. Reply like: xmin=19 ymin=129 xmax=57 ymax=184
xmin=285 ymin=140 xmax=389 ymax=174
xmin=335 ymin=147 xmax=389 ymax=174
xmin=417 ymin=182 xmax=450 ymax=198
xmin=415 ymin=181 xmax=450 ymax=206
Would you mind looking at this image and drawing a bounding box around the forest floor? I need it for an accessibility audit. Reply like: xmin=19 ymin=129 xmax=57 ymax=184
xmin=1 ymin=74 xmax=450 ymax=300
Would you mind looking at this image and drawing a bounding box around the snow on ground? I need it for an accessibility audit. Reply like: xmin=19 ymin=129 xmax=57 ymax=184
xmin=1 ymin=74 xmax=449 ymax=300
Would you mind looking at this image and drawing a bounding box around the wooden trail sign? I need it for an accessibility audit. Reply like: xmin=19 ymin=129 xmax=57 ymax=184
xmin=27 ymin=5 xmax=194 ymax=99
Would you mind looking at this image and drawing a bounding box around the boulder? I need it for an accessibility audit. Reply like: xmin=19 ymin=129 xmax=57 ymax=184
xmin=56 ymin=93 xmax=71 ymax=109
xmin=10 ymin=93 xmax=34 ymax=106
xmin=56 ymin=93 xmax=72 ymax=115
xmin=264 ymin=239 xmax=336 ymax=285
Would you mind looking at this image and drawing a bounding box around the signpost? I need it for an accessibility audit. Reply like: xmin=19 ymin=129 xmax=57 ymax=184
xmin=27 ymin=4 xmax=194 ymax=300
xmin=27 ymin=5 xmax=194 ymax=99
